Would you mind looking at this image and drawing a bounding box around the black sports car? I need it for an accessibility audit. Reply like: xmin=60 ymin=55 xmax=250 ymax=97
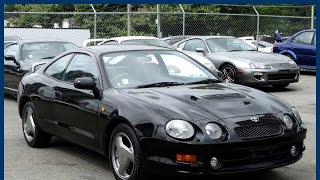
xmin=18 ymin=45 xmax=306 ymax=179
xmin=4 ymin=39 xmax=78 ymax=97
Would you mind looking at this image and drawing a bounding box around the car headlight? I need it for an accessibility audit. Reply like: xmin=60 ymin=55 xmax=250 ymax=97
xmin=282 ymin=114 xmax=294 ymax=129
xmin=249 ymin=62 xmax=271 ymax=69
xmin=288 ymin=60 xmax=298 ymax=68
xmin=165 ymin=120 xmax=195 ymax=139
xmin=205 ymin=123 xmax=226 ymax=140
xmin=292 ymin=107 xmax=302 ymax=123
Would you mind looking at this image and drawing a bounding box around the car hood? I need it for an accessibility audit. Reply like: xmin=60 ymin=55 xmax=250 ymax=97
xmin=208 ymin=51 xmax=291 ymax=63
xmin=118 ymin=83 xmax=291 ymax=122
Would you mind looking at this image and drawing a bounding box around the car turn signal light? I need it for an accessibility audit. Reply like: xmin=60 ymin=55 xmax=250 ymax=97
xmin=176 ymin=154 xmax=197 ymax=163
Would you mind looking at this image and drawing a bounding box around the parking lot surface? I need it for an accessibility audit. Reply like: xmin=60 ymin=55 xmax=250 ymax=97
xmin=4 ymin=74 xmax=316 ymax=180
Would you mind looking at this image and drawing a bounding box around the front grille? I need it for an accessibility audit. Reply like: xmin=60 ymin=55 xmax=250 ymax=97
xmin=270 ymin=63 xmax=292 ymax=69
xmin=268 ymin=73 xmax=296 ymax=80
xmin=235 ymin=123 xmax=283 ymax=140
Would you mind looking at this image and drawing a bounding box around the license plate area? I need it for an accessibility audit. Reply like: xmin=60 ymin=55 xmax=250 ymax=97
xmin=279 ymin=69 xmax=290 ymax=74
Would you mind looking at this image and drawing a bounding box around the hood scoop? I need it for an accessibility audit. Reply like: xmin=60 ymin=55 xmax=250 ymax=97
xmin=201 ymin=93 xmax=246 ymax=100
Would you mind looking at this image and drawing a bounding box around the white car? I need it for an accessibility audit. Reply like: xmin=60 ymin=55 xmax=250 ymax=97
xmin=238 ymin=36 xmax=273 ymax=53
xmin=97 ymin=36 xmax=172 ymax=48
xmin=82 ymin=39 xmax=109 ymax=47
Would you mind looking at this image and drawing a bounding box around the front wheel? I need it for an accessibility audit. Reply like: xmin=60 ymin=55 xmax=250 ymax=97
xmin=220 ymin=64 xmax=239 ymax=83
xmin=109 ymin=124 xmax=146 ymax=180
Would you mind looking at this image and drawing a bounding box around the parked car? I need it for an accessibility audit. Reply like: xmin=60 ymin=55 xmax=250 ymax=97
xmin=161 ymin=35 xmax=192 ymax=45
xmin=4 ymin=35 xmax=21 ymax=48
xmin=172 ymin=36 xmax=300 ymax=89
xmin=82 ymin=38 xmax=109 ymax=47
xmin=18 ymin=45 xmax=306 ymax=179
xmin=98 ymin=36 xmax=173 ymax=48
xmin=273 ymin=29 xmax=316 ymax=70
xmin=4 ymin=39 xmax=78 ymax=97
xmin=99 ymin=36 xmax=221 ymax=76
xmin=238 ymin=36 xmax=273 ymax=53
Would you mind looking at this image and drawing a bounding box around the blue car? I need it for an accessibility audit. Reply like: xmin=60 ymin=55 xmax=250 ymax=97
xmin=273 ymin=29 xmax=316 ymax=70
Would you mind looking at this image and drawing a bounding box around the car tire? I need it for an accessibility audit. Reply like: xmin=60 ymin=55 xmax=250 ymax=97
xmin=220 ymin=64 xmax=239 ymax=83
xmin=109 ymin=124 xmax=146 ymax=180
xmin=272 ymin=83 xmax=290 ymax=89
xmin=22 ymin=101 xmax=52 ymax=148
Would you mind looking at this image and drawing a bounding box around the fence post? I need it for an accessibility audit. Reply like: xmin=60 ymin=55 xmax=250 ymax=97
xmin=127 ymin=4 xmax=132 ymax=36
xmin=90 ymin=4 xmax=97 ymax=42
xmin=179 ymin=4 xmax=185 ymax=38
xmin=311 ymin=5 xmax=314 ymax=29
xmin=253 ymin=6 xmax=260 ymax=46
xmin=157 ymin=4 xmax=161 ymax=38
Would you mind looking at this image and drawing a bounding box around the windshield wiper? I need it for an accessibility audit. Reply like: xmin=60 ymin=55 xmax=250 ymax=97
xmin=186 ymin=79 xmax=221 ymax=85
xmin=226 ymin=50 xmax=243 ymax=52
xmin=136 ymin=82 xmax=184 ymax=88
xmin=41 ymin=56 xmax=56 ymax=59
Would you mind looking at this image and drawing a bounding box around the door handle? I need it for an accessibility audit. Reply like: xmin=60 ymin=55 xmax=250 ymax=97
xmin=53 ymin=91 xmax=62 ymax=98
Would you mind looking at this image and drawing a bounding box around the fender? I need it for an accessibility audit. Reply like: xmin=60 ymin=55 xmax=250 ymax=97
xmin=279 ymin=50 xmax=297 ymax=61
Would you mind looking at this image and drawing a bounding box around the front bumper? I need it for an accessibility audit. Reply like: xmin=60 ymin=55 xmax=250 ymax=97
xmin=140 ymin=130 xmax=306 ymax=176
xmin=237 ymin=68 xmax=300 ymax=85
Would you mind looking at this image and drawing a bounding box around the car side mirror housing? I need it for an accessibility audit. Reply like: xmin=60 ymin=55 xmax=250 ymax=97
xmin=74 ymin=77 xmax=96 ymax=90
xmin=195 ymin=48 xmax=205 ymax=54
xmin=5 ymin=55 xmax=20 ymax=66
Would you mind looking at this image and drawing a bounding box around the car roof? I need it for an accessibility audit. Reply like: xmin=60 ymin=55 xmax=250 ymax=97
xmin=107 ymin=36 xmax=158 ymax=42
xmin=80 ymin=44 xmax=173 ymax=54
xmin=17 ymin=39 xmax=73 ymax=45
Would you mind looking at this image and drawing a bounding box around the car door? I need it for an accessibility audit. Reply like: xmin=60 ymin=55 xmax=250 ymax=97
xmin=52 ymin=53 xmax=101 ymax=148
xmin=4 ymin=43 xmax=22 ymax=93
xmin=290 ymin=31 xmax=315 ymax=68
xmin=36 ymin=53 xmax=74 ymax=127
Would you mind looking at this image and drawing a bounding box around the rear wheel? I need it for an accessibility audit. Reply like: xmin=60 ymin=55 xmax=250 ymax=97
xmin=220 ymin=64 xmax=238 ymax=83
xmin=272 ymin=83 xmax=290 ymax=89
xmin=22 ymin=101 xmax=52 ymax=148
xmin=109 ymin=124 xmax=146 ymax=180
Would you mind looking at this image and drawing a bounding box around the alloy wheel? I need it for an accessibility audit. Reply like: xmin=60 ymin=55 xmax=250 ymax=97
xmin=111 ymin=132 xmax=135 ymax=180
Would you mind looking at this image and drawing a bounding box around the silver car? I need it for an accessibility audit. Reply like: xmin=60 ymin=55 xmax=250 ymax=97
xmin=172 ymin=36 xmax=300 ymax=89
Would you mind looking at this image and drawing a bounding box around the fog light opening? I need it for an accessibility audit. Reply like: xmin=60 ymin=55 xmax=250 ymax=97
xmin=253 ymin=72 xmax=264 ymax=80
xmin=210 ymin=157 xmax=222 ymax=169
xmin=291 ymin=145 xmax=299 ymax=157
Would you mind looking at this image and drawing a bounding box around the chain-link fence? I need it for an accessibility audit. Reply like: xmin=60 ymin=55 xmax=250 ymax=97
xmin=4 ymin=9 xmax=316 ymax=46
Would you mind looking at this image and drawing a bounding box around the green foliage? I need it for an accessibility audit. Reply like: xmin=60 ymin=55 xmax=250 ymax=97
xmin=4 ymin=4 xmax=315 ymax=38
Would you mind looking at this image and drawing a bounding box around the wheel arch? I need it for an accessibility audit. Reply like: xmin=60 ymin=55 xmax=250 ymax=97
xmin=279 ymin=50 xmax=297 ymax=61
xmin=103 ymin=116 xmax=136 ymax=156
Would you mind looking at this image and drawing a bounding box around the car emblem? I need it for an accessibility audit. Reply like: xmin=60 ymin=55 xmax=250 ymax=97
xmin=250 ymin=117 xmax=260 ymax=122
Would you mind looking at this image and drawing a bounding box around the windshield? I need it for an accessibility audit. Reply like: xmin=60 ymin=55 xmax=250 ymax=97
xmin=21 ymin=42 xmax=78 ymax=60
xmin=102 ymin=50 xmax=218 ymax=88
xmin=206 ymin=38 xmax=256 ymax=53
xmin=121 ymin=39 xmax=173 ymax=48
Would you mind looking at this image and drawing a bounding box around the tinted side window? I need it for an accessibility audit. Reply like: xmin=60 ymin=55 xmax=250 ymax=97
xmin=64 ymin=54 xmax=99 ymax=83
xmin=292 ymin=32 xmax=314 ymax=45
xmin=183 ymin=39 xmax=208 ymax=52
xmin=102 ymin=40 xmax=119 ymax=45
xmin=5 ymin=44 xmax=18 ymax=59
xmin=45 ymin=54 xmax=73 ymax=80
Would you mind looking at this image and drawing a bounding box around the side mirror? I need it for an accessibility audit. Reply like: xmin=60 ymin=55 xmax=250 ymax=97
xmin=5 ymin=55 xmax=20 ymax=66
xmin=74 ymin=77 xmax=96 ymax=90
xmin=195 ymin=48 xmax=205 ymax=54
xmin=5 ymin=55 xmax=16 ymax=61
